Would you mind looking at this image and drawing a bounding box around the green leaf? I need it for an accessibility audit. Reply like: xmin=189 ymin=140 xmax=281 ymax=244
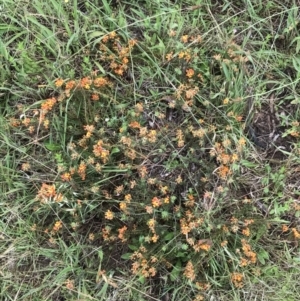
xmin=176 ymin=252 xmax=187 ymax=257
xmin=128 ymin=244 xmax=138 ymax=251
xmin=257 ymin=249 xmax=269 ymax=265
xmin=170 ymin=261 xmax=182 ymax=281
xmin=44 ymin=142 xmax=61 ymax=151
xmin=88 ymin=31 xmax=105 ymax=40
xmin=240 ymin=159 xmax=258 ymax=168
xmin=111 ymin=147 xmax=120 ymax=155
xmin=98 ymin=249 xmax=104 ymax=262
xmin=164 ymin=232 xmax=174 ymax=241
xmin=121 ymin=253 xmax=132 ymax=260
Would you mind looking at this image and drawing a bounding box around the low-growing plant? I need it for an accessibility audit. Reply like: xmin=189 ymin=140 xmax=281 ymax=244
xmin=1 ymin=0 xmax=300 ymax=300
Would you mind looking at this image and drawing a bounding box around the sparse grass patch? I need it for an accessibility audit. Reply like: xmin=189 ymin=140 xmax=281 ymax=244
xmin=1 ymin=0 xmax=300 ymax=300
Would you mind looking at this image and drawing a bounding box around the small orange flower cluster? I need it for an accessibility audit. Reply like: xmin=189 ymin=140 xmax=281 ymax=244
xmin=41 ymin=97 xmax=57 ymax=112
xmin=230 ymin=216 xmax=239 ymax=233
xmin=138 ymin=165 xmax=148 ymax=179
xmin=129 ymin=121 xmax=141 ymax=129
xmin=180 ymin=210 xmax=203 ymax=235
xmin=180 ymin=34 xmax=202 ymax=44
xmin=195 ymin=281 xmax=211 ymax=291
xmin=218 ymin=165 xmax=231 ymax=179
xmin=239 ymin=239 xmax=257 ymax=266
xmin=178 ymin=49 xmax=192 ymax=62
xmin=151 ymin=196 xmax=161 ymax=208
xmin=105 ymin=210 xmax=114 ymax=220
xmin=99 ymin=32 xmax=137 ymax=76
xmin=186 ymin=68 xmax=195 ymax=78
xmin=21 ymin=162 xmax=31 ymax=171
xmin=130 ymin=247 xmax=157 ymax=278
xmin=210 ymin=142 xmax=241 ymax=179
xmin=55 ymin=75 xmax=111 ymax=100
xmin=101 ymin=226 xmax=116 ymax=241
xmin=93 ymin=140 xmax=110 ymax=163
xmin=52 ymin=220 xmax=63 ymax=232
xmin=77 ymin=161 xmax=87 ymax=180
xmin=292 ymin=201 xmax=300 ymax=211
xmin=61 ymin=172 xmax=72 ymax=182
xmin=146 ymin=218 xmax=159 ymax=243
xmin=184 ymin=260 xmax=196 ymax=281
xmin=119 ymin=193 xmax=131 ymax=214
xmin=36 ymin=183 xmax=57 ymax=202
xmin=282 ymin=224 xmax=289 ymax=233
xmin=190 ymin=126 xmax=207 ymax=141
xmin=192 ymin=294 xmax=204 ymax=301
xmin=83 ymin=124 xmax=95 ymax=138
xmin=176 ymin=83 xmax=199 ymax=100
xmin=213 ymin=40 xmax=248 ymax=75
xmin=185 ymin=193 xmax=195 ymax=207
xmin=231 ymin=272 xmax=244 ymax=288
xmin=292 ymin=227 xmax=300 ymax=239
xmin=176 ymin=129 xmax=185 ymax=147
xmin=118 ymin=226 xmax=128 ymax=242
xmin=189 ymin=239 xmax=212 ymax=252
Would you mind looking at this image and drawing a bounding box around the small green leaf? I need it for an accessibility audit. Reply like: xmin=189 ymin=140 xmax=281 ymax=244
xmin=128 ymin=244 xmax=138 ymax=251
xmin=111 ymin=147 xmax=120 ymax=155
xmin=164 ymin=232 xmax=174 ymax=241
xmin=98 ymin=249 xmax=104 ymax=262
xmin=241 ymin=159 xmax=257 ymax=168
xmin=170 ymin=261 xmax=181 ymax=281
xmin=121 ymin=253 xmax=132 ymax=260
xmin=88 ymin=31 xmax=105 ymax=40
xmin=44 ymin=142 xmax=61 ymax=151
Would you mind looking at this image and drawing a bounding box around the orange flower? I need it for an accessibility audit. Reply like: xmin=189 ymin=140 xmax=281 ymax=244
xmin=79 ymin=77 xmax=91 ymax=89
xmin=223 ymin=97 xmax=229 ymax=104
xmin=242 ymin=227 xmax=250 ymax=237
xmin=65 ymin=80 xmax=76 ymax=90
xmin=145 ymin=205 xmax=153 ymax=214
xmin=52 ymin=220 xmax=62 ymax=232
xmin=55 ymin=78 xmax=64 ymax=87
xmin=151 ymin=197 xmax=161 ymax=208
xmin=128 ymin=39 xmax=138 ymax=47
xmin=124 ymin=194 xmax=132 ymax=203
xmin=61 ymin=172 xmax=71 ymax=182
xmin=138 ymin=166 xmax=148 ymax=178
xmin=166 ymin=52 xmax=173 ymax=61
xmin=118 ymin=226 xmax=128 ymax=241
xmin=218 ymin=165 xmax=231 ymax=179
xmin=41 ymin=97 xmax=57 ymax=112
xmin=119 ymin=201 xmax=127 ymax=211
xmin=292 ymin=227 xmax=300 ymax=239
xmin=186 ymin=68 xmax=195 ymax=78
xmin=105 ymin=210 xmax=114 ymax=220
xmin=37 ymin=183 xmax=56 ymax=200
xmin=183 ymin=261 xmax=196 ymax=281
xmin=77 ymin=161 xmax=87 ymax=180
xmin=21 ymin=162 xmax=31 ymax=171
xmin=181 ymin=35 xmax=189 ymax=43
xmin=93 ymin=77 xmax=108 ymax=87
xmin=221 ymin=240 xmax=228 ymax=247
xmin=282 ymin=224 xmax=289 ymax=232
xmin=91 ymin=93 xmax=99 ymax=101
xmin=231 ymin=272 xmax=244 ymax=288
xmin=129 ymin=121 xmax=141 ymax=129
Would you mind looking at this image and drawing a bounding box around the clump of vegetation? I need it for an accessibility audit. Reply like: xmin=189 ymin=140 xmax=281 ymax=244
xmin=1 ymin=0 xmax=300 ymax=300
